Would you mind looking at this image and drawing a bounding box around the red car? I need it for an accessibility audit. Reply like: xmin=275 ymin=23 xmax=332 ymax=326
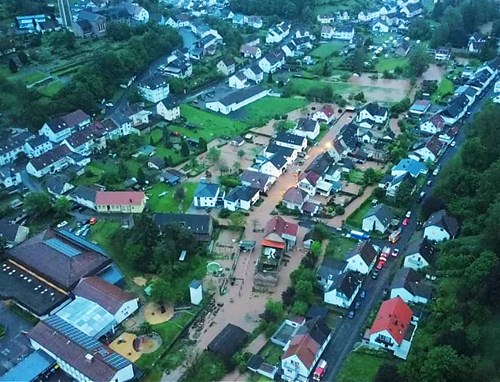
xmin=402 ymin=217 xmax=410 ymax=226
xmin=376 ymin=260 xmax=385 ymax=270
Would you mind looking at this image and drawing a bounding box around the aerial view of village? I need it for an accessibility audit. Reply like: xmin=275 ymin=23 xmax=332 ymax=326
xmin=0 ymin=0 xmax=499 ymax=381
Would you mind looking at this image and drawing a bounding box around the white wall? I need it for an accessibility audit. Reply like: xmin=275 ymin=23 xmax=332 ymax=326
xmin=115 ymin=299 xmax=139 ymax=325
xmin=423 ymin=226 xmax=450 ymax=242
xmin=403 ymin=254 xmax=429 ymax=271
xmin=345 ymin=255 xmax=370 ymax=274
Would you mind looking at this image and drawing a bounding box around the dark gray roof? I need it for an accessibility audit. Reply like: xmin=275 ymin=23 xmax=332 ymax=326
xmin=71 ymin=185 xmax=99 ymax=203
xmin=364 ymin=102 xmax=388 ymax=118
xmin=225 ymin=185 xmax=260 ymax=202
xmin=265 ymin=144 xmax=295 ymax=158
xmin=405 ymin=237 xmax=436 ymax=264
xmin=275 ymin=132 xmax=306 ymax=146
xmin=296 ymin=316 xmax=330 ymax=346
xmin=240 ymin=170 xmax=270 ymax=191
xmin=424 ymin=209 xmax=459 ymax=237
xmin=208 ymin=323 xmax=248 ymax=359
xmin=337 ymin=123 xmax=358 ymax=150
xmin=195 ymin=182 xmax=220 ymax=198
xmin=391 ymin=268 xmax=432 ymax=299
xmin=217 ymin=86 xmax=267 ymax=107
xmin=139 ymin=75 xmax=168 ymax=90
xmin=263 ymin=50 xmax=284 ymax=65
xmin=153 ymin=213 xmax=211 ymax=236
xmin=364 ymin=203 xmax=394 ymax=226
xmin=305 ymin=152 xmax=334 ymax=175
xmin=269 ymin=153 xmax=287 ymax=169
xmin=347 ymin=241 xmax=378 ymax=265
xmin=442 ymin=94 xmax=468 ymax=118
xmin=45 ymin=175 xmax=71 ymax=195
xmin=0 ymin=220 xmax=22 ymax=242
xmin=328 ymin=270 xmax=362 ymax=298
xmin=318 ymin=258 xmax=346 ymax=280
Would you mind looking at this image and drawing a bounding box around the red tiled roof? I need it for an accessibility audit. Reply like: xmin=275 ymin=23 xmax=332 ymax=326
xmin=260 ymin=239 xmax=286 ymax=249
xmin=283 ymin=334 xmax=320 ymax=369
xmin=96 ymin=191 xmax=145 ymax=206
xmin=430 ymin=114 xmax=445 ymax=128
xmin=321 ymin=105 xmax=334 ymax=117
xmin=425 ymin=135 xmax=444 ymax=155
xmin=264 ymin=216 xmax=298 ymax=238
xmin=370 ymin=297 xmax=413 ymax=345
xmin=299 ymin=171 xmax=321 ymax=186
xmin=73 ymin=276 xmax=136 ymax=315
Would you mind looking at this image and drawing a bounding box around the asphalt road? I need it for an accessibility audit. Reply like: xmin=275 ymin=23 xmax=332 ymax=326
xmin=321 ymin=82 xmax=496 ymax=381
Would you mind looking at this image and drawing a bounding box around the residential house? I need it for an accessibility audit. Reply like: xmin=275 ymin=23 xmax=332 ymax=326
xmin=358 ymin=9 xmax=379 ymax=22
xmin=335 ymin=122 xmax=359 ymax=155
xmin=0 ymin=166 xmax=21 ymax=188
xmin=206 ymin=86 xmax=270 ymax=115
xmin=216 ymin=57 xmax=236 ymax=76
xmin=73 ymin=276 xmax=139 ymax=325
xmin=119 ymin=103 xmax=151 ymax=131
xmin=317 ymin=258 xmax=347 ymax=290
xmin=454 ymin=85 xmax=478 ymax=105
xmin=243 ymin=64 xmax=264 ymax=83
xmin=281 ymin=317 xmax=331 ymax=382
xmin=419 ymin=114 xmax=445 ymax=134
xmin=232 ymin=13 xmax=245 ymax=26
xmin=262 ymin=216 xmax=299 ymax=251
xmin=403 ymin=237 xmax=436 ymax=270
xmin=468 ymin=33 xmax=486 ymax=53
xmin=362 ymin=203 xmax=394 ymax=233
xmin=298 ymin=171 xmax=321 ymax=196
xmin=400 ymin=2 xmax=423 ymax=18
xmin=153 ymin=213 xmax=213 ymax=242
xmin=240 ymin=44 xmax=262 ymax=59
xmin=390 ymin=268 xmax=432 ymax=304
xmin=385 ymin=173 xmax=416 ymax=198
xmin=262 ymin=144 xmax=297 ymax=164
xmin=282 ymin=187 xmax=309 ymax=211
xmin=24 ymin=136 xmax=53 ymax=158
xmin=26 ymin=145 xmax=89 ymax=178
xmin=96 ymin=191 xmax=146 ymax=214
xmin=345 ymin=241 xmax=379 ymax=274
xmin=156 ymin=99 xmax=180 ymax=121
xmin=395 ymin=40 xmax=411 ymax=57
xmin=45 ymin=175 xmax=74 ymax=197
xmin=40 ymin=109 xmax=91 ymax=143
xmin=324 ymin=271 xmax=362 ymax=308
xmin=137 ymin=75 xmax=169 ymax=103
xmin=0 ymin=132 xmax=31 ymax=166
xmin=266 ymin=22 xmax=290 ymax=44
xmin=332 ymin=25 xmax=354 ymax=41
xmin=147 ymin=157 xmax=165 ymax=171
xmin=369 ymin=297 xmax=417 ymax=359
xmin=229 ymin=72 xmax=249 ymax=89
xmin=70 ymin=185 xmax=101 ymax=210
xmin=258 ymin=50 xmax=285 ymax=73
xmin=158 ymin=169 xmax=184 ymax=185
xmin=274 ymin=132 xmax=307 ymax=152
xmin=193 ymin=181 xmax=223 ymax=208
xmin=245 ymin=16 xmax=263 ymax=29
xmin=409 ymin=100 xmax=431 ymax=116
xmin=293 ymin=118 xmax=320 ymax=140
xmin=391 ymin=158 xmax=428 ymax=178
xmin=162 ymin=57 xmax=193 ymax=79
xmin=126 ymin=3 xmax=149 ymax=22
xmin=240 ymin=170 xmax=275 ymax=193
xmin=357 ymin=103 xmax=388 ymax=124
xmin=409 ymin=135 xmax=444 ymax=163
xmin=423 ymin=209 xmax=459 ymax=242
xmin=320 ymin=26 xmax=334 ymax=40
xmin=440 ymin=93 xmax=469 ymax=125
xmin=312 ymin=105 xmax=335 ymax=123
xmin=73 ymin=10 xmax=106 ymax=38
xmin=165 ymin=14 xmax=190 ymax=28
xmin=281 ymin=42 xmax=297 ymax=58
xmin=0 ymin=220 xmax=29 ymax=247
xmin=62 ymin=124 xmax=106 ymax=156
xmin=317 ymin=14 xmax=335 ymax=24
xmin=434 ymin=48 xmax=451 ymax=61
xmin=223 ymin=186 xmax=260 ymax=211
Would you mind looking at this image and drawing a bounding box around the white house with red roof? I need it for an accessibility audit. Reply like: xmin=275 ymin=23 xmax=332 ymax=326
xmin=73 ymin=276 xmax=139 ymax=325
xmin=96 ymin=191 xmax=146 ymax=214
xmin=298 ymin=171 xmax=321 ymax=196
xmin=312 ymin=105 xmax=335 ymax=123
xmin=369 ymin=297 xmax=417 ymax=359
xmin=261 ymin=216 xmax=298 ymax=251
xmin=281 ymin=317 xmax=331 ymax=382
xmin=419 ymin=114 xmax=446 ymax=134
xmin=409 ymin=135 xmax=445 ymax=163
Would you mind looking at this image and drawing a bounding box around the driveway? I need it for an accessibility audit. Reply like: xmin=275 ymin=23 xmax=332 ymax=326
xmin=0 ymin=302 xmax=34 ymax=376
xmin=20 ymin=170 xmax=44 ymax=193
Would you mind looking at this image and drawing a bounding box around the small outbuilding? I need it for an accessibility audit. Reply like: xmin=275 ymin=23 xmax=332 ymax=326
xmin=207 ymin=323 xmax=248 ymax=359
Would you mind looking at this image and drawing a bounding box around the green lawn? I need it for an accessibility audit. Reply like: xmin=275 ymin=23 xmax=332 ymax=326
xmin=18 ymin=70 xmax=48 ymax=85
xmin=38 ymin=80 xmax=64 ymax=97
xmin=310 ymin=42 xmax=345 ymax=58
xmin=324 ymin=235 xmax=358 ymax=260
xmin=181 ymin=105 xmax=248 ymax=140
xmin=338 ymin=351 xmax=385 ymax=382
xmin=346 ymin=197 xmax=375 ymax=229
xmin=431 ymin=78 xmax=454 ymax=103
xmin=242 ymin=97 xmax=308 ymax=126
xmin=142 ymin=129 xmax=184 ymax=165
xmin=347 ymin=170 xmax=365 ymax=185
xmin=146 ymin=182 xmax=197 ymax=212
xmin=258 ymin=342 xmax=283 ymax=365
xmin=375 ymin=57 xmax=407 ymax=72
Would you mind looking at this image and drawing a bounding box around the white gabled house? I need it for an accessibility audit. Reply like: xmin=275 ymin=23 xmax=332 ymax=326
xmin=423 ymin=209 xmax=459 ymax=242
xmin=345 ymin=241 xmax=378 ymax=275
xmin=258 ymin=50 xmax=285 ymax=73
xmin=357 ymin=103 xmax=388 ymax=124
xmin=293 ymin=118 xmax=320 ymax=140
xmin=265 ymin=22 xmax=290 ymax=44
xmin=40 ymin=110 xmax=91 ymax=143
xmin=419 ymin=114 xmax=446 ymax=134
xmin=156 ymin=99 xmax=180 ymax=121
xmin=403 ymin=237 xmax=436 ymax=271
xmin=332 ymin=25 xmax=354 ymax=41
xmin=228 ymin=71 xmax=249 ymax=89
xmin=205 ymin=86 xmax=269 ymax=115
xmin=324 ymin=271 xmax=362 ymax=308
xmin=362 ymin=203 xmax=394 ymax=233
xmin=390 ymin=268 xmax=432 ymax=304
xmin=274 ymin=132 xmax=307 ymax=152
xmin=223 ymin=185 xmax=260 ymax=211
xmin=193 ymin=181 xmax=224 ymax=208
xmin=312 ymin=105 xmax=335 ymax=123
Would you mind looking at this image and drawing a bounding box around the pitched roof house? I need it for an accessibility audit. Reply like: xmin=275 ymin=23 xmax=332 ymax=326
xmin=293 ymin=118 xmax=320 ymax=140
xmin=390 ymin=268 xmax=432 ymax=304
xmin=423 ymin=209 xmax=459 ymax=242
xmin=282 ymin=187 xmax=309 ymax=211
xmin=357 ymin=103 xmax=388 ymax=124
xmin=223 ymin=186 xmax=260 ymax=211
xmin=419 ymin=113 xmax=446 ymax=134
xmin=362 ymin=203 xmax=394 ymax=233
xmin=153 ymin=213 xmax=213 ymax=242
xmin=345 ymin=241 xmax=379 ymax=274
xmin=403 ymin=237 xmax=436 ymax=270
xmin=262 ymin=216 xmax=299 ymax=251
xmin=274 ymin=132 xmax=307 ymax=151
xmin=193 ymin=182 xmax=223 ymax=208
xmin=240 ymin=170 xmax=275 ymax=193
xmin=324 ymin=270 xmax=362 ymax=308
xmin=96 ymin=191 xmax=146 ymax=214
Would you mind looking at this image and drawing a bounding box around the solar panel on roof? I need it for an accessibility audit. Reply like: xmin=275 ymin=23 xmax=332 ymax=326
xmin=46 ymin=316 xmax=99 ymax=350
xmin=105 ymin=352 xmax=130 ymax=369
xmin=45 ymin=238 xmax=81 ymax=257
xmin=58 ymin=229 xmax=108 ymax=256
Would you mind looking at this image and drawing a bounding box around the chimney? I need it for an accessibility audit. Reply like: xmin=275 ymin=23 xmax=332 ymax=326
xmin=85 ymin=354 xmax=94 ymax=363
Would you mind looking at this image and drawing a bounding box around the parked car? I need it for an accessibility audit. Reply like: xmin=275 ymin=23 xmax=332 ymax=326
xmin=354 ymin=301 xmax=361 ymax=310
xmin=383 ymin=288 xmax=389 ymax=297
xmin=371 ymin=270 xmax=379 ymax=279
xmin=347 ymin=310 xmax=355 ymax=319
xmin=392 ymin=248 xmax=400 ymax=257
xmin=360 ymin=289 xmax=367 ymax=299
xmin=402 ymin=217 xmax=410 ymax=226
xmin=451 ymin=141 xmax=456 ymax=147
xmin=89 ymin=217 xmax=97 ymax=225
xmin=427 ymin=180 xmax=432 ymax=186
xmin=376 ymin=260 xmax=385 ymax=270
xmin=56 ymin=221 xmax=68 ymax=228
xmin=405 ymin=211 xmax=412 ymax=218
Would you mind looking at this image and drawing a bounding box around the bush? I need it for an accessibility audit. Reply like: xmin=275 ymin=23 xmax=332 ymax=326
xmin=219 ymin=208 xmax=231 ymax=218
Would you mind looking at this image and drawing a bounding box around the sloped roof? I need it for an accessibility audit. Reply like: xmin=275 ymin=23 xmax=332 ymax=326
xmin=296 ymin=118 xmax=318 ymax=132
xmin=364 ymin=204 xmax=394 ymax=226
xmin=347 ymin=241 xmax=378 ymax=266
xmin=299 ymin=170 xmax=321 ymax=186
xmin=73 ymin=276 xmax=136 ymax=315
xmin=225 ymin=186 xmax=259 ymax=202
xmin=275 ymin=132 xmax=306 ymax=146
xmin=153 ymin=213 xmax=211 ymax=236
xmin=29 ymin=145 xmax=71 ymax=171
xmin=96 ymin=191 xmax=145 ymax=206
xmin=283 ymin=187 xmax=308 ymax=204
xmin=370 ymin=297 xmax=413 ymax=345
xmin=240 ymin=170 xmax=270 ymax=191
xmin=405 ymin=237 xmax=436 ymax=264
xmin=264 ymin=216 xmax=298 ymax=238
xmin=392 ymin=158 xmax=427 ymax=177
xmin=194 ymin=182 xmax=220 ymax=198
xmin=364 ymin=102 xmax=388 ymax=117
xmin=423 ymin=209 xmax=459 ymax=237
xmin=62 ymin=109 xmax=90 ymax=128
xmin=327 ymin=270 xmax=362 ymax=299
xmin=208 ymin=323 xmax=248 ymax=359
xmin=305 ymin=152 xmax=334 ymax=175
xmin=391 ymin=268 xmax=432 ymax=299
xmin=318 ymin=258 xmax=347 ymax=281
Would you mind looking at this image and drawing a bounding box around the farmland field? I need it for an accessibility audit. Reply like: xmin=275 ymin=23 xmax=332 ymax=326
xmin=241 ymin=97 xmax=308 ymax=126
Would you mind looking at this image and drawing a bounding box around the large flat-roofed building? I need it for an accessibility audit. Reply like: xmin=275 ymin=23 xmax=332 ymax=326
xmin=8 ymin=229 xmax=112 ymax=291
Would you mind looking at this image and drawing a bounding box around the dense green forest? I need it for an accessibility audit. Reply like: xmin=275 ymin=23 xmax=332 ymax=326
xmin=375 ymin=104 xmax=500 ymax=382
xmin=229 ymin=0 xmax=315 ymax=20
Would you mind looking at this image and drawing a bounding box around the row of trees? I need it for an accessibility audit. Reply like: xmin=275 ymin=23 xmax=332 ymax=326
xmin=377 ymin=104 xmax=500 ymax=381
xmin=229 ymin=0 xmax=315 ymax=21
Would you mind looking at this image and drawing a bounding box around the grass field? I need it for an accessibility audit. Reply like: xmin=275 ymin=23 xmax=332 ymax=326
xmin=324 ymin=235 xmax=358 ymax=260
xmin=347 ymin=169 xmax=365 ymax=185
xmin=258 ymin=342 xmax=283 ymax=365
xmin=18 ymin=70 xmax=48 ymax=85
xmin=310 ymin=42 xmax=346 ymax=58
xmin=346 ymin=197 xmax=375 ymax=228
xmin=181 ymin=105 xmax=248 ymax=140
xmin=142 ymin=129 xmax=184 ymax=165
xmin=242 ymin=97 xmax=308 ymax=126
xmin=146 ymin=182 xmax=197 ymax=212
xmin=38 ymin=80 xmax=64 ymax=97
xmin=431 ymin=78 xmax=454 ymax=103
xmin=338 ymin=351 xmax=385 ymax=382
xmin=375 ymin=57 xmax=407 ymax=72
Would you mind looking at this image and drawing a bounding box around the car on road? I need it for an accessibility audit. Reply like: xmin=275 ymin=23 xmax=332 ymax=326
xmin=392 ymin=248 xmax=400 ymax=257
xmin=379 ymin=255 xmax=388 ymax=262
xmin=451 ymin=141 xmax=456 ymax=147
xmin=433 ymin=166 xmax=440 ymax=176
xmin=402 ymin=217 xmax=410 ymax=226
xmin=354 ymin=301 xmax=361 ymax=310
xmin=360 ymin=289 xmax=367 ymax=299
xmin=376 ymin=260 xmax=385 ymax=270
xmin=56 ymin=221 xmax=68 ymax=228
xmin=418 ymin=191 xmax=426 ymax=203
xmin=371 ymin=270 xmax=379 ymax=279
xmin=405 ymin=211 xmax=412 ymax=218
xmin=347 ymin=310 xmax=355 ymax=319
xmin=427 ymin=180 xmax=432 ymax=186
xmin=381 ymin=246 xmax=391 ymax=257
